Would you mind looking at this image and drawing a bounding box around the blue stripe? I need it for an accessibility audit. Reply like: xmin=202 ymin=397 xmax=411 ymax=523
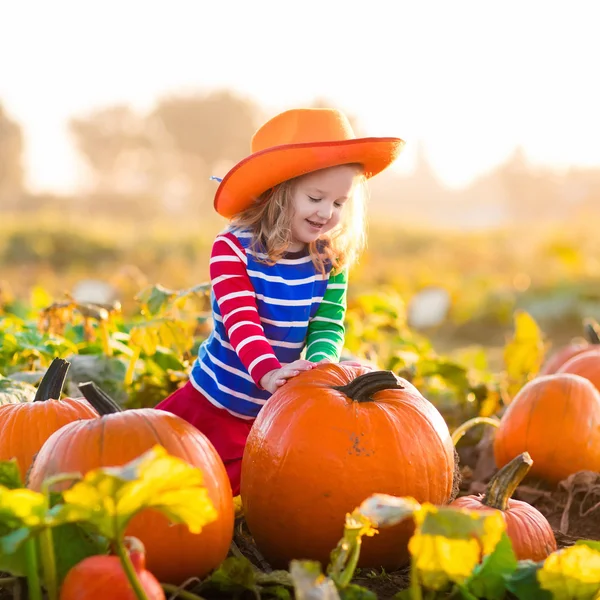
xmin=190 ymin=227 xmax=333 ymax=418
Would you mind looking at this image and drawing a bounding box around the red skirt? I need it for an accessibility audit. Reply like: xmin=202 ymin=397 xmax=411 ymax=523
xmin=155 ymin=381 xmax=254 ymax=495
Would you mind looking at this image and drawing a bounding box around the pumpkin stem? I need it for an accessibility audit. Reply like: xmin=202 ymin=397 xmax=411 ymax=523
xmin=482 ymin=452 xmax=533 ymax=511
xmin=333 ymin=370 xmax=405 ymax=402
xmin=584 ymin=318 xmax=600 ymax=345
xmin=77 ymin=381 xmax=123 ymax=414
xmin=33 ymin=358 xmax=70 ymax=402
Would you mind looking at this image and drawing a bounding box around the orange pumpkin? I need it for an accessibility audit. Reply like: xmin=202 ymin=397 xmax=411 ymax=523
xmin=240 ymin=364 xmax=456 ymax=569
xmin=557 ymin=348 xmax=600 ymax=392
xmin=540 ymin=320 xmax=600 ymax=375
xmin=451 ymin=452 xmax=556 ymax=561
xmin=0 ymin=358 xmax=98 ymax=480
xmin=28 ymin=383 xmax=234 ymax=585
xmin=60 ymin=537 xmax=165 ymax=600
xmin=494 ymin=373 xmax=600 ymax=483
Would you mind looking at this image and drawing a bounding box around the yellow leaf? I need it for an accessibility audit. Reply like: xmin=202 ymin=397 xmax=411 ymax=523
xmin=503 ymin=310 xmax=547 ymax=399
xmin=409 ymin=503 xmax=506 ymax=591
xmin=0 ymin=486 xmax=46 ymax=527
xmin=409 ymin=533 xmax=481 ymax=590
xmin=538 ymin=544 xmax=600 ymax=600
xmin=54 ymin=445 xmax=217 ymax=540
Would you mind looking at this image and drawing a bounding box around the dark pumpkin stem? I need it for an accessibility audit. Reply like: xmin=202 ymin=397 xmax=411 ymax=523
xmin=584 ymin=319 xmax=600 ymax=345
xmin=34 ymin=358 xmax=70 ymax=402
xmin=482 ymin=452 xmax=533 ymax=511
xmin=333 ymin=370 xmax=405 ymax=403
xmin=78 ymin=381 xmax=123 ymax=414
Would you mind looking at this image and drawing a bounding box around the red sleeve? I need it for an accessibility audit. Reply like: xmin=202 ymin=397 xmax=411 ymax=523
xmin=209 ymin=232 xmax=282 ymax=386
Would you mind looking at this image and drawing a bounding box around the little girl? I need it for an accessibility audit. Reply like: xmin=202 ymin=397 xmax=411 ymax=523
xmin=156 ymin=107 xmax=405 ymax=494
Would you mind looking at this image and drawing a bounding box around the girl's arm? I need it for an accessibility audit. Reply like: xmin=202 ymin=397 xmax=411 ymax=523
xmin=209 ymin=232 xmax=283 ymax=386
xmin=304 ymin=269 xmax=348 ymax=362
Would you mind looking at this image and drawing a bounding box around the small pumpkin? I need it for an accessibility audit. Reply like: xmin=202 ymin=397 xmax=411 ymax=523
xmin=28 ymin=382 xmax=234 ymax=585
xmin=59 ymin=537 xmax=165 ymax=600
xmin=0 ymin=358 xmax=98 ymax=480
xmin=540 ymin=320 xmax=600 ymax=375
xmin=557 ymin=348 xmax=600 ymax=392
xmin=240 ymin=364 xmax=457 ymax=569
xmin=451 ymin=452 xmax=557 ymax=561
xmin=493 ymin=373 xmax=600 ymax=483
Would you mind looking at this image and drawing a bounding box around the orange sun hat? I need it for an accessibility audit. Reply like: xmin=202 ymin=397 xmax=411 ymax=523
xmin=213 ymin=107 xmax=405 ymax=218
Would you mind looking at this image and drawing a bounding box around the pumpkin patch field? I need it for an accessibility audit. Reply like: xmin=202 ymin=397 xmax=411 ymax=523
xmin=2 ymin=218 xmax=600 ymax=599
xmin=1 ymin=277 xmax=600 ymax=600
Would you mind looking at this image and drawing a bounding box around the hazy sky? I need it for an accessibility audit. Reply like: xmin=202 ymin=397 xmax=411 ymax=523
xmin=3 ymin=0 xmax=600 ymax=194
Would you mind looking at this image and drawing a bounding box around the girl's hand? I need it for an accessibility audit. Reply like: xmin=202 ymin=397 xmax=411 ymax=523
xmin=260 ymin=360 xmax=316 ymax=394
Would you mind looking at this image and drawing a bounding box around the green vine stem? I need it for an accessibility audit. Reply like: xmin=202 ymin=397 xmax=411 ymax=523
xmin=409 ymin=555 xmax=423 ymax=600
xmin=38 ymin=473 xmax=82 ymax=600
xmin=160 ymin=584 xmax=208 ymax=599
xmin=23 ymin=538 xmax=43 ymax=600
xmin=33 ymin=358 xmax=70 ymax=402
xmin=451 ymin=416 xmax=500 ymax=446
xmin=114 ymin=538 xmax=150 ymax=600
xmin=333 ymin=370 xmax=405 ymax=402
xmin=482 ymin=452 xmax=533 ymax=511
xmin=334 ymin=540 xmax=363 ymax=588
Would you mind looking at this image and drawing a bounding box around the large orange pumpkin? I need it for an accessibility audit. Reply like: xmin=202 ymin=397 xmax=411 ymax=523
xmin=557 ymin=349 xmax=600 ymax=392
xmin=28 ymin=382 xmax=234 ymax=585
xmin=0 ymin=358 xmax=98 ymax=480
xmin=240 ymin=364 xmax=456 ymax=569
xmin=451 ymin=452 xmax=556 ymax=561
xmin=494 ymin=373 xmax=600 ymax=483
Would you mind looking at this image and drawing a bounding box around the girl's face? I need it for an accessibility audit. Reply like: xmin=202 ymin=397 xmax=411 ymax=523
xmin=288 ymin=164 xmax=360 ymax=251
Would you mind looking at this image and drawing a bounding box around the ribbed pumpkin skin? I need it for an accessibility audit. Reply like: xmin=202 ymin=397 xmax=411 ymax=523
xmin=557 ymin=349 xmax=600 ymax=392
xmin=0 ymin=399 xmax=98 ymax=481
xmin=28 ymin=409 xmax=234 ymax=585
xmin=451 ymin=495 xmax=557 ymax=561
xmin=241 ymin=364 xmax=455 ymax=569
xmin=493 ymin=374 xmax=600 ymax=483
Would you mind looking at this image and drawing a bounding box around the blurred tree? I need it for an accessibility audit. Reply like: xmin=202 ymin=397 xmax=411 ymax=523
xmin=149 ymin=90 xmax=264 ymax=199
xmin=69 ymin=90 xmax=264 ymax=214
xmin=0 ymin=103 xmax=24 ymax=208
xmin=69 ymin=105 xmax=153 ymax=195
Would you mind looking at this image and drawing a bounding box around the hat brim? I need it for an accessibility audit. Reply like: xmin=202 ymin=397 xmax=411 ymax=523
xmin=213 ymin=137 xmax=405 ymax=218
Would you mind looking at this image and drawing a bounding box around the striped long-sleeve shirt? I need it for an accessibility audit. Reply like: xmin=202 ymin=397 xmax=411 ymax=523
xmin=189 ymin=226 xmax=348 ymax=419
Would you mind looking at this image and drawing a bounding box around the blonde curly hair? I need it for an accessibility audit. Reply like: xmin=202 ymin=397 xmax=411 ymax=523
xmin=231 ymin=164 xmax=368 ymax=274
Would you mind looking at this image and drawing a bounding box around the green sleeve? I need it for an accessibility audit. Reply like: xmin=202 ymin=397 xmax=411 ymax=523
xmin=305 ymin=269 xmax=348 ymax=362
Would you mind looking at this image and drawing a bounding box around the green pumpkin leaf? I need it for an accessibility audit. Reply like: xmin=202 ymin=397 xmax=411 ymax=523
xmin=201 ymin=556 xmax=259 ymax=596
xmin=576 ymin=539 xmax=600 ymax=552
xmin=49 ymin=445 xmax=217 ymax=540
xmin=466 ymin=531 xmax=518 ymax=600
xmin=52 ymin=522 xmax=109 ymax=584
xmin=338 ymin=583 xmax=377 ymax=599
xmin=0 ymin=374 xmax=36 ymax=405
xmin=0 ymin=529 xmax=30 ymax=576
xmin=504 ymin=560 xmax=550 ymax=600
xmin=0 ymin=460 xmax=24 ymax=489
